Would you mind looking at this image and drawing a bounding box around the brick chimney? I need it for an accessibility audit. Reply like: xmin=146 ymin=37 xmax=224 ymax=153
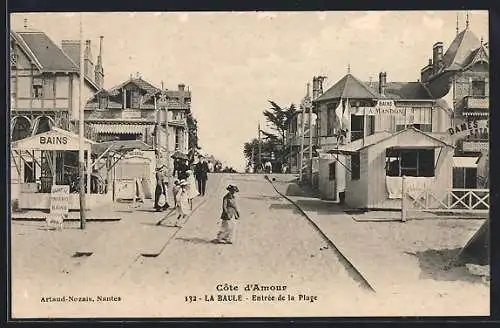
xmin=433 ymin=42 xmax=444 ymax=72
xmin=312 ymin=77 xmax=319 ymax=99
xmin=178 ymin=84 xmax=185 ymax=92
xmin=94 ymin=36 xmax=104 ymax=89
xmin=84 ymin=40 xmax=94 ymax=80
xmin=61 ymin=40 xmax=80 ymax=67
xmin=378 ymin=72 xmax=387 ymax=96
xmin=312 ymin=76 xmax=327 ymax=99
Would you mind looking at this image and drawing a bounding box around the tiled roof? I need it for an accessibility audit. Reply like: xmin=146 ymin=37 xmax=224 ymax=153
xmin=314 ymin=74 xmax=379 ymax=102
xmin=442 ymin=28 xmax=481 ymax=71
xmin=15 ymin=31 xmax=78 ymax=72
xmin=383 ymin=82 xmax=433 ymax=100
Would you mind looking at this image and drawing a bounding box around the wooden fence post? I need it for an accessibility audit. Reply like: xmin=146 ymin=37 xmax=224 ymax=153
xmin=401 ymin=175 xmax=407 ymax=222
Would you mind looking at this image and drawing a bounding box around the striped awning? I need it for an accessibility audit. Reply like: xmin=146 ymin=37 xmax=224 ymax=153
xmin=453 ymin=156 xmax=479 ymax=168
xmin=91 ymin=124 xmax=153 ymax=134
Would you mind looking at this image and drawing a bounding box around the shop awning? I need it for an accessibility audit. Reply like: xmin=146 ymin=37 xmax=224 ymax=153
xmin=91 ymin=124 xmax=153 ymax=135
xmin=453 ymin=156 xmax=479 ymax=168
xmin=92 ymin=140 xmax=152 ymax=155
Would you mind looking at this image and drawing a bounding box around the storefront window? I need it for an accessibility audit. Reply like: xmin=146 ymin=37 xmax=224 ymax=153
xmin=453 ymin=167 xmax=477 ymax=188
xmin=385 ymin=148 xmax=435 ymax=177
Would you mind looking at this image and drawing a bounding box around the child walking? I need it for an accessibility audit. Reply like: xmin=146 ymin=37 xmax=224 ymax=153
xmin=173 ymin=180 xmax=191 ymax=227
xmin=213 ymin=184 xmax=240 ymax=244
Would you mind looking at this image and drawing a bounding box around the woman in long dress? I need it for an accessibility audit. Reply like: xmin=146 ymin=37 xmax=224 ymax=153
xmin=213 ymin=185 xmax=240 ymax=244
xmin=174 ymin=180 xmax=191 ymax=227
xmin=185 ymin=170 xmax=199 ymax=210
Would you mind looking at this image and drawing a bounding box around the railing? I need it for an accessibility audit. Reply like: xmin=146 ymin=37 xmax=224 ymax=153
xmin=458 ymin=95 xmax=489 ymax=111
xmin=405 ymin=188 xmax=489 ymax=213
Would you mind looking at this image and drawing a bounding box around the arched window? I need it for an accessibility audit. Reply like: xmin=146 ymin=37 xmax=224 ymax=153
xmin=32 ymin=116 xmax=54 ymax=135
xmin=11 ymin=116 xmax=32 ymax=141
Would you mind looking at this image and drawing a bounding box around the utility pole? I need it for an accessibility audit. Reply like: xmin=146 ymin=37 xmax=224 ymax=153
xmin=308 ymin=99 xmax=313 ymax=183
xmin=250 ymin=145 xmax=255 ymax=173
xmin=258 ymin=122 xmax=262 ymax=171
xmin=157 ymin=88 xmax=170 ymax=175
xmin=78 ymin=14 xmax=86 ymax=229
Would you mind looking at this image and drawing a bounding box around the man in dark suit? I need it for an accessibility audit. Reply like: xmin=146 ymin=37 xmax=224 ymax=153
xmin=194 ymin=155 xmax=209 ymax=196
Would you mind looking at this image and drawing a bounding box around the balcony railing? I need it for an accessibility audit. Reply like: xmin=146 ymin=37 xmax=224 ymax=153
xmin=458 ymin=95 xmax=489 ymax=112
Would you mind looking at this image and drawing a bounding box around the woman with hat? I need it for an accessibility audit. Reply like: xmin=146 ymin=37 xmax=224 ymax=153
xmin=213 ymin=184 xmax=240 ymax=244
xmin=154 ymin=165 xmax=168 ymax=211
xmin=173 ymin=179 xmax=191 ymax=227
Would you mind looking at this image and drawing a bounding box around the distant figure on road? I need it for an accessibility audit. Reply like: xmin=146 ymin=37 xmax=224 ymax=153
xmin=281 ymin=163 xmax=288 ymax=174
xmin=194 ymin=155 xmax=209 ymax=196
xmin=213 ymin=184 xmax=240 ymax=244
xmin=174 ymin=180 xmax=191 ymax=227
xmin=264 ymin=161 xmax=272 ymax=174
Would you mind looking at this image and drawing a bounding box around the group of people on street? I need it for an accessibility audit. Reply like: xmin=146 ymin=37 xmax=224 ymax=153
xmin=153 ymin=154 xmax=241 ymax=243
xmin=154 ymin=154 xmax=211 ymax=224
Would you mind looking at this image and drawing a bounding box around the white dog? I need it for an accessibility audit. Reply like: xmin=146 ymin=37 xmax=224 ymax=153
xmin=46 ymin=214 xmax=65 ymax=231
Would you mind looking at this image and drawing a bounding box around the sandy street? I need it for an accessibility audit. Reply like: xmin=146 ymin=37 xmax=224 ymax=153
xmin=11 ymin=174 xmax=488 ymax=318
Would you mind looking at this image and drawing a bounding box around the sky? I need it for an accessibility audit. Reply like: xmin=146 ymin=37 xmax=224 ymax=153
xmin=10 ymin=11 xmax=488 ymax=171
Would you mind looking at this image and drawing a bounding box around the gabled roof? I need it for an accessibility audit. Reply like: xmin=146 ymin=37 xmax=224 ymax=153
xmin=107 ymin=77 xmax=161 ymax=97
xmin=14 ymin=30 xmax=79 ymax=72
xmin=314 ymin=73 xmax=379 ymax=102
xmin=442 ymin=28 xmax=482 ymax=71
xmin=11 ymin=30 xmax=99 ymax=90
xmin=462 ymin=44 xmax=489 ymax=69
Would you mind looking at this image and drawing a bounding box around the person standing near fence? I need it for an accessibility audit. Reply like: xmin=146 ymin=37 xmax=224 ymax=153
xmin=194 ymin=155 xmax=209 ymax=196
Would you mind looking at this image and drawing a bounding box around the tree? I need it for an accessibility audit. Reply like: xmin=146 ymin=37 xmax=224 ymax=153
xmin=186 ymin=111 xmax=200 ymax=150
xmin=243 ymin=137 xmax=281 ymax=167
xmin=262 ymin=101 xmax=297 ymax=144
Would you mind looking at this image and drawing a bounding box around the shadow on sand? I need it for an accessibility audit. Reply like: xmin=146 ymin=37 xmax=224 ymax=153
xmin=294 ymin=199 xmax=345 ymax=215
xmin=175 ymin=237 xmax=214 ymax=244
xmin=408 ymin=248 xmax=485 ymax=284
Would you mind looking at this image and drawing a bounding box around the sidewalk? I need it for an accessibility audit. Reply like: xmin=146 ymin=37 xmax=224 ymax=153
xmin=267 ymin=178 xmax=489 ymax=315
